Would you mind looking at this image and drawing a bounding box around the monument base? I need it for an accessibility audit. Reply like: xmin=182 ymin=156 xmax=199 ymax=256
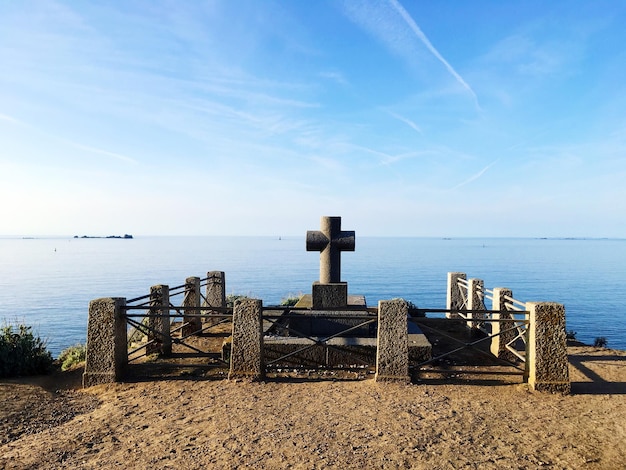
xmin=262 ymin=334 xmax=431 ymax=368
xmin=311 ymin=282 xmax=348 ymax=309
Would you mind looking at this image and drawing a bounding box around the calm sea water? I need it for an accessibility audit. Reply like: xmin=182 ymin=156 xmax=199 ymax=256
xmin=0 ymin=236 xmax=624 ymax=356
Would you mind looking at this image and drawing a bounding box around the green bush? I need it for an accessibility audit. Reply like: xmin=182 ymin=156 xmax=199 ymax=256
xmin=280 ymin=294 xmax=302 ymax=307
xmin=58 ymin=343 xmax=86 ymax=371
xmin=566 ymin=330 xmax=578 ymax=340
xmin=593 ymin=337 xmax=608 ymax=348
xmin=0 ymin=324 xmax=53 ymax=378
xmin=226 ymin=294 xmax=250 ymax=308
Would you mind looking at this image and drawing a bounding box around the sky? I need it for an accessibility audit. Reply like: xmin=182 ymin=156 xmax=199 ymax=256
xmin=1 ymin=0 xmax=625 ymax=237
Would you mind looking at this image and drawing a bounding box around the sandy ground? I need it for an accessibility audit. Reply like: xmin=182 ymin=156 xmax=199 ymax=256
xmin=1 ymin=343 xmax=625 ymax=469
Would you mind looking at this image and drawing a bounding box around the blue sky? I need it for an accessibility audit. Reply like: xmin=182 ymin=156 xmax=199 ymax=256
xmin=1 ymin=0 xmax=625 ymax=237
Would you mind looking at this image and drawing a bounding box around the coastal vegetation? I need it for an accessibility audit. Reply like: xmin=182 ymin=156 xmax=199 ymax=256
xmin=280 ymin=294 xmax=302 ymax=306
xmin=0 ymin=323 xmax=53 ymax=378
xmin=57 ymin=343 xmax=86 ymax=371
xmin=225 ymin=294 xmax=250 ymax=308
xmin=594 ymin=337 xmax=608 ymax=348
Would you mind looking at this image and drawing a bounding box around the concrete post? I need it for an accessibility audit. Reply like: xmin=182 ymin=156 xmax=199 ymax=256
xmin=83 ymin=297 xmax=127 ymax=387
xmin=147 ymin=284 xmax=171 ymax=356
xmin=182 ymin=276 xmax=201 ymax=336
xmin=467 ymin=278 xmax=485 ymax=329
xmin=490 ymin=288 xmax=518 ymax=362
xmin=205 ymin=271 xmax=226 ymax=326
xmin=229 ymin=298 xmax=264 ymax=381
xmin=375 ymin=299 xmax=410 ymax=383
xmin=446 ymin=272 xmax=466 ymax=319
xmin=526 ymin=302 xmax=570 ymax=394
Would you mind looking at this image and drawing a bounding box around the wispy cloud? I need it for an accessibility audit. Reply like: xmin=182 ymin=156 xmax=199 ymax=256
xmin=339 ymin=0 xmax=479 ymax=107
xmin=346 ymin=143 xmax=426 ymax=166
xmin=319 ymin=71 xmax=349 ymax=86
xmin=64 ymin=142 xmax=138 ymax=165
xmin=387 ymin=0 xmax=479 ymax=108
xmin=386 ymin=110 xmax=422 ymax=134
xmin=0 ymin=112 xmax=21 ymax=124
xmin=449 ymin=159 xmax=498 ymax=191
xmin=0 ymin=110 xmax=138 ymax=165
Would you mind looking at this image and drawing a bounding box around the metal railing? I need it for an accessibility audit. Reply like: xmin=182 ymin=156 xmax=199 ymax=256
xmin=123 ymin=275 xmax=232 ymax=364
xmin=260 ymin=306 xmax=378 ymax=370
xmin=410 ymin=308 xmax=529 ymax=373
xmin=453 ymin=278 xmax=531 ymax=365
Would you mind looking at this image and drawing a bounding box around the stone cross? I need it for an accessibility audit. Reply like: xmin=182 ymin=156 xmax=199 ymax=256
xmin=306 ymin=216 xmax=355 ymax=284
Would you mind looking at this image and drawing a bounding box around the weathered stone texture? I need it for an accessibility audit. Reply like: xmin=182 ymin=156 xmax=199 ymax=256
xmin=205 ymin=271 xmax=226 ymax=326
xmin=446 ymin=272 xmax=466 ymax=318
xmin=467 ymin=278 xmax=485 ymax=329
xmin=375 ymin=299 xmax=410 ymax=383
xmin=527 ymin=302 xmax=570 ymax=394
xmin=306 ymin=216 xmax=355 ymax=284
xmin=147 ymin=284 xmax=171 ymax=356
xmin=311 ymin=282 xmax=348 ymax=309
xmin=490 ymin=288 xmax=518 ymax=362
xmin=83 ymin=297 xmax=127 ymax=387
xmin=182 ymin=276 xmax=201 ymax=336
xmin=229 ymin=299 xmax=264 ymax=380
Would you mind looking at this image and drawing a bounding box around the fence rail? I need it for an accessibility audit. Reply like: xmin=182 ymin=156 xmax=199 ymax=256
xmin=82 ymin=270 xmax=570 ymax=394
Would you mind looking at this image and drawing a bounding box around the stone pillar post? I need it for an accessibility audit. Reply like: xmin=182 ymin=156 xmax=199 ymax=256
xmin=205 ymin=271 xmax=226 ymax=326
xmin=147 ymin=284 xmax=171 ymax=356
xmin=229 ymin=299 xmax=263 ymax=381
xmin=526 ymin=302 xmax=570 ymax=394
xmin=182 ymin=276 xmax=201 ymax=336
xmin=490 ymin=288 xmax=517 ymax=362
xmin=467 ymin=278 xmax=485 ymax=329
xmin=375 ymin=299 xmax=410 ymax=383
xmin=446 ymin=272 xmax=466 ymax=318
xmin=83 ymin=297 xmax=127 ymax=387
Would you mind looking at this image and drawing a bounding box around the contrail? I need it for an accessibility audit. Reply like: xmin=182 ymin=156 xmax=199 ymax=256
xmin=388 ymin=0 xmax=480 ymax=107
xmin=450 ymin=159 xmax=498 ymax=191
xmin=0 ymin=113 xmax=21 ymax=124
xmin=68 ymin=142 xmax=138 ymax=165
xmin=387 ymin=111 xmax=422 ymax=134
xmin=0 ymin=113 xmax=136 ymax=164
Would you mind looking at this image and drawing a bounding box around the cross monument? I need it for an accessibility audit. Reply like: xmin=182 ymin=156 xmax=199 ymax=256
xmin=306 ymin=216 xmax=355 ymax=284
xmin=306 ymin=216 xmax=355 ymax=308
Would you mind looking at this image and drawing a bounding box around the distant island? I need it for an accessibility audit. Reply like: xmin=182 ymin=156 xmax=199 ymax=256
xmin=74 ymin=234 xmax=133 ymax=239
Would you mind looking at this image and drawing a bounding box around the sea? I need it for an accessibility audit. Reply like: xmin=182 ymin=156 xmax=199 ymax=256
xmin=1 ymin=236 xmax=624 ymax=357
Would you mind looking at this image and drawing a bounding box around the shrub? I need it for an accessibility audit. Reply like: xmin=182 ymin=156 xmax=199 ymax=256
xmin=593 ymin=337 xmax=608 ymax=348
xmin=566 ymin=330 xmax=578 ymax=340
xmin=0 ymin=323 xmax=53 ymax=378
xmin=280 ymin=294 xmax=302 ymax=307
xmin=58 ymin=343 xmax=86 ymax=371
xmin=226 ymin=294 xmax=250 ymax=308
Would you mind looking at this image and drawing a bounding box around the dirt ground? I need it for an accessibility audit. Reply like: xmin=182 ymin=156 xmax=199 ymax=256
xmin=1 ymin=338 xmax=625 ymax=469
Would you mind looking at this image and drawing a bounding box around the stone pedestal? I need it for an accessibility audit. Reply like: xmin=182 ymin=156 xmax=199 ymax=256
xmin=83 ymin=297 xmax=127 ymax=387
xmin=291 ymin=294 xmax=370 ymax=337
xmin=229 ymin=299 xmax=264 ymax=381
xmin=526 ymin=302 xmax=570 ymax=394
xmin=375 ymin=299 xmax=410 ymax=383
xmin=311 ymin=282 xmax=348 ymax=309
